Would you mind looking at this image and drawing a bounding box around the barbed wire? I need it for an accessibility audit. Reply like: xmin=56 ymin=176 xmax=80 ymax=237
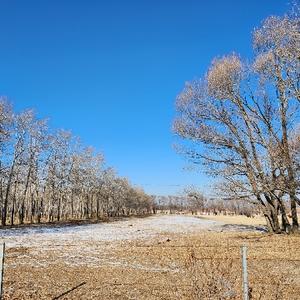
xmin=130 ymin=244 xmax=298 ymax=250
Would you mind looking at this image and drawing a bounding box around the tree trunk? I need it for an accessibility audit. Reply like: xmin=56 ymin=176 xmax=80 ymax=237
xmin=290 ymin=197 xmax=299 ymax=233
xmin=2 ymin=162 xmax=16 ymax=226
xmin=10 ymin=180 xmax=18 ymax=226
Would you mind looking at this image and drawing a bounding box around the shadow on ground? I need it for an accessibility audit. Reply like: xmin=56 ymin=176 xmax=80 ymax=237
xmin=218 ymin=223 xmax=268 ymax=232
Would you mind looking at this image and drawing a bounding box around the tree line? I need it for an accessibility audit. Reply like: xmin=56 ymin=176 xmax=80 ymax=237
xmin=154 ymin=188 xmax=257 ymax=217
xmin=174 ymin=6 xmax=300 ymax=233
xmin=0 ymin=99 xmax=153 ymax=226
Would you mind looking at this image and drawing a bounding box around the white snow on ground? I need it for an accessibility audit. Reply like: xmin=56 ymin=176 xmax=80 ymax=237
xmin=0 ymin=215 xmax=224 ymax=268
xmin=0 ymin=215 xmax=221 ymax=249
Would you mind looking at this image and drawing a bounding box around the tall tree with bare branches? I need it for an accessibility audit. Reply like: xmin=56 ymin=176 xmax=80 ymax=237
xmin=173 ymin=6 xmax=300 ymax=233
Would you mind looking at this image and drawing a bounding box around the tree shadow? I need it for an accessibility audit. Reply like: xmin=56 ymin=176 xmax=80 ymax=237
xmin=219 ymin=223 xmax=268 ymax=232
xmin=52 ymin=281 xmax=86 ymax=299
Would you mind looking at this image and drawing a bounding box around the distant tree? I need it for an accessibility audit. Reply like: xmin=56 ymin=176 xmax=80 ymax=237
xmin=184 ymin=186 xmax=206 ymax=213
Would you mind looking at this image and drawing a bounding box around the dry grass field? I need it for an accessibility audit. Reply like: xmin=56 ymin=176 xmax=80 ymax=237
xmin=198 ymin=214 xmax=267 ymax=227
xmin=1 ymin=215 xmax=300 ymax=299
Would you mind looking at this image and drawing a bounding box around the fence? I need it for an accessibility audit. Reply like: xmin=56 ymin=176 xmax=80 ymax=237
xmin=122 ymin=243 xmax=300 ymax=299
xmin=2 ymin=241 xmax=300 ymax=299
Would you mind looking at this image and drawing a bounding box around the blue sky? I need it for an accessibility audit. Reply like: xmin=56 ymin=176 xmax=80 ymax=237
xmin=0 ymin=0 xmax=288 ymax=195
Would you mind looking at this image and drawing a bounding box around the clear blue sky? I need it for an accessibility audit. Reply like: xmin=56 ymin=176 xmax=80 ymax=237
xmin=0 ymin=0 xmax=288 ymax=195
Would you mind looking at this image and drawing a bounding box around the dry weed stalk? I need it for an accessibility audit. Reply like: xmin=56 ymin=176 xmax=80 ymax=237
xmin=184 ymin=249 xmax=241 ymax=299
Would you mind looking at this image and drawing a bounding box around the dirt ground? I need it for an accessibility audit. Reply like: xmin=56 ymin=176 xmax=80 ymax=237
xmin=1 ymin=215 xmax=300 ymax=299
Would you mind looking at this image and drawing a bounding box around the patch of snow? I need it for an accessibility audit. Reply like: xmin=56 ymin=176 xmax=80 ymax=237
xmin=1 ymin=215 xmax=223 ymax=268
xmin=0 ymin=215 xmax=221 ymax=249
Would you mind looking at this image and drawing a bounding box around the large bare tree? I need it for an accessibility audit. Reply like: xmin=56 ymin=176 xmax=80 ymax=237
xmin=173 ymin=7 xmax=300 ymax=233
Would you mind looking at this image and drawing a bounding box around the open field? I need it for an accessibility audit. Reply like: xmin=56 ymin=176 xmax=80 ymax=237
xmin=198 ymin=214 xmax=267 ymax=226
xmin=1 ymin=215 xmax=300 ymax=299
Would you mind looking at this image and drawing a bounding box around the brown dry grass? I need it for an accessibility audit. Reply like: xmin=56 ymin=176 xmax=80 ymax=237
xmin=198 ymin=214 xmax=266 ymax=226
xmin=3 ymin=230 xmax=300 ymax=300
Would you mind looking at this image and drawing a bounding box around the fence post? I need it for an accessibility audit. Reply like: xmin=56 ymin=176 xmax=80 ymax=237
xmin=0 ymin=243 xmax=5 ymax=300
xmin=241 ymin=245 xmax=249 ymax=300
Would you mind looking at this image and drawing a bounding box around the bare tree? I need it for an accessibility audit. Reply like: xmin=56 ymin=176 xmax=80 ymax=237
xmin=173 ymin=6 xmax=300 ymax=233
xmin=0 ymin=99 xmax=153 ymax=226
xmin=184 ymin=186 xmax=206 ymax=214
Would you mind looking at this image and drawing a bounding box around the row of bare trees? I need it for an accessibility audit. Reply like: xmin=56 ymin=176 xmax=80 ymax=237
xmin=174 ymin=7 xmax=300 ymax=233
xmin=154 ymin=191 xmax=257 ymax=217
xmin=0 ymin=99 xmax=153 ymax=226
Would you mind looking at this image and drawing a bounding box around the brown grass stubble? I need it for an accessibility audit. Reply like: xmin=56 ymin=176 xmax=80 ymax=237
xmin=3 ymin=231 xmax=300 ymax=299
